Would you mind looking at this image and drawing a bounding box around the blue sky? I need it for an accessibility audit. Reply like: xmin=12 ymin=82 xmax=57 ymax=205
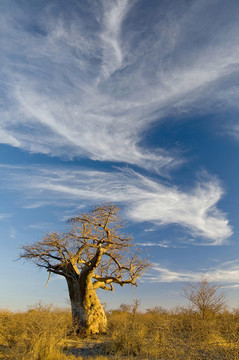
xmin=1 ymin=0 xmax=239 ymax=311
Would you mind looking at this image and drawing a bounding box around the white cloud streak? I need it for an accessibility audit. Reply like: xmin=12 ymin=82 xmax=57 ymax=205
xmin=0 ymin=213 xmax=12 ymax=220
xmin=138 ymin=241 xmax=171 ymax=248
xmin=0 ymin=164 xmax=232 ymax=244
xmin=0 ymin=129 xmax=21 ymax=148
xmin=148 ymin=259 xmax=239 ymax=284
xmin=100 ymin=0 xmax=132 ymax=78
xmin=9 ymin=228 xmax=16 ymax=239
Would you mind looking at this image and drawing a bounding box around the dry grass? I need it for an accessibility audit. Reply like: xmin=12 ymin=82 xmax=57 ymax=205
xmin=1 ymin=304 xmax=239 ymax=359
xmin=0 ymin=303 xmax=73 ymax=360
xmin=104 ymin=307 xmax=239 ymax=359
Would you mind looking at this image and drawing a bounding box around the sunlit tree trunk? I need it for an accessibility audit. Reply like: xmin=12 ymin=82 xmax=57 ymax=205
xmin=66 ymin=271 xmax=107 ymax=335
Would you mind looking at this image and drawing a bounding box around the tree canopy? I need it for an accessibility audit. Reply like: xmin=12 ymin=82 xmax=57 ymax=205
xmin=20 ymin=203 xmax=150 ymax=333
xmin=20 ymin=203 xmax=149 ymax=290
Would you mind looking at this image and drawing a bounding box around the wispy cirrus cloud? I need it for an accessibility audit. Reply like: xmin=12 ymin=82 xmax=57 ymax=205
xmin=0 ymin=129 xmax=21 ymax=148
xmin=138 ymin=240 xmax=185 ymax=249
xmin=138 ymin=241 xmax=173 ymax=248
xmin=148 ymin=259 xmax=239 ymax=284
xmin=100 ymin=0 xmax=132 ymax=78
xmin=0 ymin=0 xmax=239 ymax=172
xmin=0 ymin=164 xmax=232 ymax=245
xmin=9 ymin=228 xmax=16 ymax=239
xmin=0 ymin=213 xmax=12 ymax=220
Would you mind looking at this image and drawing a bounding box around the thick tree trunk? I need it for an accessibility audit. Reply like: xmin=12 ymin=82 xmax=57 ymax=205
xmin=66 ymin=275 xmax=107 ymax=335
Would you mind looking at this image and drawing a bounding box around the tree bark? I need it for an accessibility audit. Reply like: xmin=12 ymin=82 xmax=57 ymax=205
xmin=66 ymin=272 xmax=107 ymax=335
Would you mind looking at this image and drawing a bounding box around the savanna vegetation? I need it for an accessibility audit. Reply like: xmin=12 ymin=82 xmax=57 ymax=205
xmin=1 ymin=295 xmax=239 ymax=360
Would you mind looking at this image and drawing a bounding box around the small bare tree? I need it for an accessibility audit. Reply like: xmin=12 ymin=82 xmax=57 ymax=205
xmin=183 ymin=278 xmax=226 ymax=319
xmin=20 ymin=203 xmax=150 ymax=334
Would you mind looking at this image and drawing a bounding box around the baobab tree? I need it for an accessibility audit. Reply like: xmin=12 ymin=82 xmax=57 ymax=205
xmin=20 ymin=203 xmax=150 ymax=334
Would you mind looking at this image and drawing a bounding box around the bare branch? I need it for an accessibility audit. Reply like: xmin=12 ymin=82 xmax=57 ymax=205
xmin=20 ymin=203 xmax=150 ymax=290
xmin=183 ymin=278 xmax=226 ymax=319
